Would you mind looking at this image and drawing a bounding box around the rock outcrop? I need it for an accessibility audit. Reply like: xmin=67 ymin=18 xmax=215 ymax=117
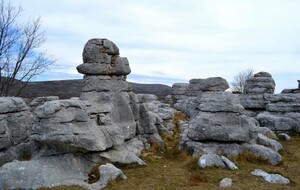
xmin=0 ymin=97 xmax=35 ymax=166
xmin=171 ymin=77 xmax=229 ymax=104
xmin=0 ymin=38 xmax=170 ymax=189
xmin=244 ymin=72 xmax=275 ymax=94
xmin=176 ymin=77 xmax=282 ymax=165
xmin=238 ymin=72 xmax=300 ymax=133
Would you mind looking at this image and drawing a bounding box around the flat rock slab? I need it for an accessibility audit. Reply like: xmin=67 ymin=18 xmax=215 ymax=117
xmin=251 ymin=169 xmax=290 ymax=184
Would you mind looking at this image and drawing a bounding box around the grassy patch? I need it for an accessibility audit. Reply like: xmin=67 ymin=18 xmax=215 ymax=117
xmin=103 ymin=130 xmax=300 ymax=190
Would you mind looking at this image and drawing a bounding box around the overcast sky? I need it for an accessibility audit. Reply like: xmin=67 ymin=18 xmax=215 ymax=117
xmin=11 ymin=0 xmax=300 ymax=93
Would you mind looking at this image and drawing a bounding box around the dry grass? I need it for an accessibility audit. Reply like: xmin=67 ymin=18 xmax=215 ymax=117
xmin=103 ymin=132 xmax=300 ymax=190
xmin=41 ymin=113 xmax=300 ymax=190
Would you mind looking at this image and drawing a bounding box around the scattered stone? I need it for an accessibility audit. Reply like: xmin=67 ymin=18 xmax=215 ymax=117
xmin=221 ymin=156 xmax=238 ymax=170
xmin=99 ymin=138 xmax=146 ymax=165
xmin=90 ymin=163 xmax=127 ymax=190
xmin=278 ymin=133 xmax=291 ymax=141
xmin=198 ymin=154 xmax=226 ymax=169
xmin=251 ymin=169 xmax=290 ymax=184
xmin=219 ymin=178 xmax=233 ymax=188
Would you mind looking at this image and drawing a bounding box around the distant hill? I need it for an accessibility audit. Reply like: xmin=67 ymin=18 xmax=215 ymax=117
xmin=16 ymin=79 xmax=172 ymax=100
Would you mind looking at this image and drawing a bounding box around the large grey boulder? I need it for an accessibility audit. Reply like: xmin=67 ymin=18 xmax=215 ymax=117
xmin=0 ymin=154 xmax=127 ymax=190
xmin=244 ymin=71 xmax=275 ymax=94
xmin=187 ymin=112 xmax=257 ymax=142
xmin=82 ymin=38 xmax=119 ymax=61
xmin=186 ymin=77 xmax=229 ymax=96
xmin=0 ymin=154 xmax=94 ymax=189
xmin=0 ymin=97 xmax=35 ymax=166
xmin=197 ymin=92 xmax=244 ymax=113
xmin=77 ymin=38 xmax=130 ymax=76
xmin=256 ymin=112 xmax=297 ymax=131
xmin=32 ymin=99 xmax=112 ymax=153
xmin=251 ymin=169 xmax=290 ymax=184
xmin=242 ymin=144 xmax=281 ymax=165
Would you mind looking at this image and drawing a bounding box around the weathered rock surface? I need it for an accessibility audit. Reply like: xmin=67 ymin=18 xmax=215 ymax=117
xmin=186 ymin=77 xmax=229 ymax=96
xmin=256 ymin=112 xmax=296 ymax=131
xmin=99 ymin=138 xmax=145 ymax=165
xmin=221 ymin=156 xmax=238 ymax=170
xmin=251 ymin=169 xmax=290 ymax=184
xmin=77 ymin=38 xmax=130 ymax=76
xmin=256 ymin=133 xmax=283 ymax=152
xmin=198 ymin=154 xmax=226 ymax=169
xmin=91 ymin=163 xmax=127 ymax=190
xmin=198 ymin=154 xmax=238 ymax=170
xmin=0 ymin=97 xmax=35 ymax=165
xmin=242 ymin=144 xmax=281 ymax=166
xmin=171 ymin=83 xmax=188 ymax=103
xmin=32 ymin=99 xmax=111 ymax=153
xmin=188 ymin=112 xmax=257 ymax=142
xmin=244 ymin=72 xmax=275 ymax=94
xmin=0 ymin=154 xmax=93 ymax=189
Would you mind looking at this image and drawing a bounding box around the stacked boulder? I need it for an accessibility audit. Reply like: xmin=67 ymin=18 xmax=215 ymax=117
xmin=176 ymin=77 xmax=282 ymax=165
xmin=244 ymin=72 xmax=275 ymax=94
xmin=256 ymin=94 xmax=300 ymax=133
xmin=238 ymin=72 xmax=300 ymax=133
xmin=171 ymin=77 xmax=229 ymax=104
xmin=0 ymin=38 xmax=168 ymax=189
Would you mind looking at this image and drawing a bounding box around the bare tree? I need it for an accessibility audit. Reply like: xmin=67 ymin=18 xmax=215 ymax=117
xmin=0 ymin=0 xmax=55 ymax=97
xmin=231 ymin=69 xmax=254 ymax=93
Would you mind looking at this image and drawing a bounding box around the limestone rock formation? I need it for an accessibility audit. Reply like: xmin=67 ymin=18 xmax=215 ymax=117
xmin=0 ymin=38 xmax=168 ymax=189
xmin=255 ymin=94 xmax=300 ymax=133
xmin=171 ymin=83 xmax=188 ymax=103
xmin=0 ymin=97 xmax=35 ymax=166
xmin=244 ymin=71 xmax=275 ymax=94
xmin=186 ymin=77 xmax=229 ymax=96
xmin=171 ymin=77 xmax=228 ymax=105
xmin=77 ymin=38 xmax=130 ymax=76
xmin=177 ymin=80 xmax=282 ymax=165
